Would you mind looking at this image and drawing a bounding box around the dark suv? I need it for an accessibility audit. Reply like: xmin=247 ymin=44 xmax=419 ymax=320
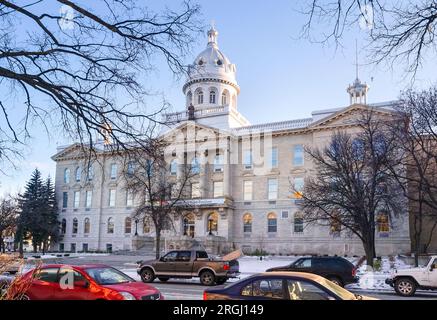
xmin=266 ymin=256 xmax=358 ymax=287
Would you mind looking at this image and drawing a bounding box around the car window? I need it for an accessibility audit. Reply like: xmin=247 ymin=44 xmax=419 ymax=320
xmin=196 ymin=251 xmax=209 ymax=259
xmin=294 ymin=258 xmax=311 ymax=268
xmin=33 ymin=268 xmax=59 ymax=283
xmin=177 ymin=251 xmax=191 ymax=262
xmin=163 ymin=251 xmax=178 ymax=261
xmin=287 ymin=280 xmax=335 ymax=300
xmin=58 ymin=268 xmax=87 ymax=287
xmin=241 ymin=279 xmax=284 ymax=299
xmin=86 ymin=267 xmax=133 ymax=285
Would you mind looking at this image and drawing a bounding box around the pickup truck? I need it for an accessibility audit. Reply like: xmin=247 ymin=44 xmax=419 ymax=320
xmin=137 ymin=250 xmax=240 ymax=286
xmin=385 ymin=255 xmax=437 ymax=296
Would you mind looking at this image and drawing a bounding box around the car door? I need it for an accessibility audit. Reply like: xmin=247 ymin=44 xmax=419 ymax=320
xmin=292 ymin=258 xmax=313 ymax=274
xmin=174 ymin=251 xmax=193 ymax=275
xmin=427 ymin=257 xmax=437 ymax=287
xmin=53 ymin=267 xmax=94 ymax=300
xmin=286 ymin=279 xmax=338 ymax=300
xmin=27 ymin=267 xmax=60 ymax=300
xmin=239 ymin=278 xmax=286 ymax=300
xmin=155 ymin=251 xmax=178 ymax=275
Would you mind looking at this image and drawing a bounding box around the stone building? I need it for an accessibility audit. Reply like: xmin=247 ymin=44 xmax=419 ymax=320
xmin=52 ymin=26 xmax=411 ymax=255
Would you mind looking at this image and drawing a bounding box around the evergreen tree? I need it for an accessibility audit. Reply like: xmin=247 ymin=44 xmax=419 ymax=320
xmin=40 ymin=177 xmax=59 ymax=254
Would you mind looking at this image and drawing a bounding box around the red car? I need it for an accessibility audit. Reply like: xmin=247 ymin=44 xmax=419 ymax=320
xmin=8 ymin=264 xmax=163 ymax=300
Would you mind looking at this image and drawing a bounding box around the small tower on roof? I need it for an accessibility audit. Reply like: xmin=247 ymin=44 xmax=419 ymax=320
xmin=347 ymin=41 xmax=369 ymax=105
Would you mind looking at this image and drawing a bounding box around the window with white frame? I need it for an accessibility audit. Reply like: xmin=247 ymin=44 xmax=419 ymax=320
xmin=72 ymin=218 xmax=78 ymax=234
xmin=84 ymin=218 xmax=90 ymax=234
xmin=214 ymin=154 xmax=224 ymax=172
xmin=221 ymin=91 xmax=228 ymax=105
xmin=126 ymin=191 xmax=134 ymax=207
xmin=293 ymin=145 xmax=304 ymax=166
xmin=243 ymin=150 xmax=252 ymax=169
xmin=267 ymin=212 xmax=277 ymax=233
xmin=73 ymin=191 xmax=80 ymax=208
xmin=197 ymin=90 xmax=204 ymax=104
xmin=170 ymin=159 xmax=177 ymax=175
xmin=75 ymin=167 xmax=81 ymax=182
xmin=191 ymin=157 xmax=200 ymax=174
xmin=62 ymin=192 xmax=68 ymax=208
xmin=213 ymin=181 xmax=223 ymax=198
xmin=191 ymin=182 xmax=201 ymax=199
xmin=293 ymin=177 xmax=304 ymax=198
xmin=64 ymin=168 xmax=70 ymax=184
xmin=110 ymin=163 xmax=117 ymax=179
xmin=85 ymin=191 xmax=92 ymax=208
xmin=209 ymin=90 xmax=216 ymax=104
xmin=294 ymin=212 xmax=304 ymax=233
xmin=87 ymin=165 xmax=94 ymax=181
xmin=127 ymin=161 xmax=135 ymax=176
xmin=281 ymin=210 xmax=289 ymax=219
xmin=271 ymin=147 xmax=278 ymax=168
xmin=107 ymin=218 xmax=114 ymax=234
xmin=268 ymin=179 xmax=278 ymax=200
xmin=243 ymin=213 xmax=252 ymax=233
xmin=243 ymin=181 xmax=253 ymax=201
xmin=109 ymin=189 xmax=116 ymax=207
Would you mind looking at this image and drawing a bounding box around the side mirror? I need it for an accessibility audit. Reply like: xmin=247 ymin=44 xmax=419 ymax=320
xmin=74 ymin=280 xmax=89 ymax=289
xmin=160 ymin=257 xmax=165 ymax=262
xmin=430 ymin=264 xmax=436 ymax=272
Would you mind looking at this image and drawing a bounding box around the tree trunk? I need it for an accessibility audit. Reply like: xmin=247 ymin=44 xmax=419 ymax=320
xmin=19 ymin=239 xmax=23 ymax=258
xmin=0 ymin=236 xmax=4 ymax=253
xmin=155 ymin=232 xmax=161 ymax=259
xmin=363 ymin=230 xmax=376 ymax=267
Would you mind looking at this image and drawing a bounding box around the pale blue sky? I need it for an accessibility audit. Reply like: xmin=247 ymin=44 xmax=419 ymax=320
xmin=1 ymin=0 xmax=436 ymax=195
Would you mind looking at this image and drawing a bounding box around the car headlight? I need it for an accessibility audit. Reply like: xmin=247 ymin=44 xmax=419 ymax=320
xmin=119 ymin=292 xmax=136 ymax=300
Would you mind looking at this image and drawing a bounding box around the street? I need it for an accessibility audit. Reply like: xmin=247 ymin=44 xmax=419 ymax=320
xmin=42 ymin=254 xmax=437 ymax=301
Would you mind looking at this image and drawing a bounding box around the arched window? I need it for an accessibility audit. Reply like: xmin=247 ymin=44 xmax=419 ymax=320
xmin=191 ymin=157 xmax=200 ymax=174
xmin=87 ymin=165 xmax=94 ymax=181
xmin=84 ymin=218 xmax=90 ymax=234
xmin=72 ymin=218 xmax=78 ymax=234
xmin=294 ymin=212 xmax=304 ymax=233
xmin=207 ymin=212 xmax=218 ymax=234
xmin=170 ymin=159 xmax=177 ymax=175
xmin=197 ymin=90 xmax=204 ymax=104
xmin=209 ymin=90 xmax=216 ymax=104
xmin=107 ymin=218 xmax=114 ymax=234
xmin=267 ymin=212 xmax=277 ymax=233
xmin=221 ymin=90 xmax=229 ymax=105
xmin=75 ymin=167 xmax=81 ymax=182
xmin=183 ymin=213 xmax=195 ymax=238
xmin=377 ymin=212 xmax=390 ymax=235
xmin=64 ymin=168 xmax=70 ymax=184
xmin=125 ymin=217 xmax=132 ymax=234
xmin=143 ymin=218 xmax=151 ymax=234
xmin=61 ymin=219 xmax=67 ymax=234
xmin=243 ymin=213 xmax=252 ymax=233
xmin=186 ymin=91 xmax=192 ymax=106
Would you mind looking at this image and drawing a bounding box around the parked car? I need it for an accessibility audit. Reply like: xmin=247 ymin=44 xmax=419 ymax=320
xmin=7 ymin=264 xmax=163 ymax=300
xmin=137 ymin=250 xmax=240 ymax=286
xmin=204 ymin=272 xmax=375 ymax=300
xmin=266 ymin=256 xmax=358 ymax=287
xmin=385 ymin=255 xmax=437 ymax=297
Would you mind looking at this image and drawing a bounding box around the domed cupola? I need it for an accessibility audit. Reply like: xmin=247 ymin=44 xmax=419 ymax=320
xmin=183 ymin=24 xmax=240 ymax=110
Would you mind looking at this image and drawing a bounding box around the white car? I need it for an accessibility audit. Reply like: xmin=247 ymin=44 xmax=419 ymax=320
xmin=385 ymin=256 xmax=437 ymax=296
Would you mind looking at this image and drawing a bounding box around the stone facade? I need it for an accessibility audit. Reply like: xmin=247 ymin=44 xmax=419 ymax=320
xmin=51 ymin=27 xmax=411 ymax=256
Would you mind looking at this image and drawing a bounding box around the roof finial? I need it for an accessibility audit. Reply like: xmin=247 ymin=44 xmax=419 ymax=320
xmin=207 ymin=20 xmax=218 ymax=47
xmin=355 ymin=39 xmax=359 ymax=81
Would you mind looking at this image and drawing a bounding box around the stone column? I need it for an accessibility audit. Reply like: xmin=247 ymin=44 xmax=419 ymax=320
xmin=223 ymin=137 xmax=231 ymax=197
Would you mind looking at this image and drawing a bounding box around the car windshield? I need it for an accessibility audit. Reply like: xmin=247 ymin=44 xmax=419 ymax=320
xmin=85 ymin=267 xmax=134 ymax=285
xmin=317 ymin=278 xmax=357 ymax=300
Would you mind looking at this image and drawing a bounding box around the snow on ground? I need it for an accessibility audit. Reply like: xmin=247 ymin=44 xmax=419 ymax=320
xmin=24 ymin=253 xmax=109 ymax=260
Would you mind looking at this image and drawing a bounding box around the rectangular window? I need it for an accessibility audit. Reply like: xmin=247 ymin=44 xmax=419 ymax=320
xmin=271 ymin=147 xmax=278 ymax=168
xmin=213 ymin=181 xmax=224 ymax=198
xmin=62 ymin=192 xmax=68 ymax=208
xmin=85 ymin=191 xmax=92 ymax=208
xmin=281 ymin=210 xmax=289 ymax=219
xmin=109 ymin=189 xmax=116 ymax=207
xmin=294 ymin=214 xmax=304 ymax=233
xmin=293 ymin=177 xmax=304 ymax=198
xmin=243 ymin=150 xmax=252 ymax=169
xmin=293 ymin=145 xmax=304 ymax=166
xmin=126 ymin=191 xmax=134 ymax=207
xmin=243 ymin=181 xmax=253 ymax=201
xmin=214 ymin=155 xmax=224 ymax=172
xmin=268 ymin=179 xmax=278 ymax=200
xmin=73 ymin=191 xmax=80 ymax=208
xmin=110 ymin=163 xmax=117 ymax=179
xmin=59 ymin=243 xmax=64 ymax=252
xmin=191 ymin=182 xmax=201 ymax=199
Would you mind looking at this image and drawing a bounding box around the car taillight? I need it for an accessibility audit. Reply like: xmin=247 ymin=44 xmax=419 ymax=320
xmin=352 ymin=267 xmax=357 ymax=277
xmin=223 ymin=263 xmax=230 ymax=271
xmin=203 ymin=292 xmax=208 ymax=300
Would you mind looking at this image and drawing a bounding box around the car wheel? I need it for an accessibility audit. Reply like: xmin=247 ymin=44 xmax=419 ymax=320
xmin=158 ymin=277 xmax=169 ymax=282
xmin=327 ymin=276 xmax=344 ymax=287
xmin=395 ymin=278 xmax=416 ymax=297
xmin=215 ymin=278 xmax=227 ymax=285
xmin=140 ymin=268 xmax=155 ymax=283
xmin=200 ymin=270 xmax=215 ymax=286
